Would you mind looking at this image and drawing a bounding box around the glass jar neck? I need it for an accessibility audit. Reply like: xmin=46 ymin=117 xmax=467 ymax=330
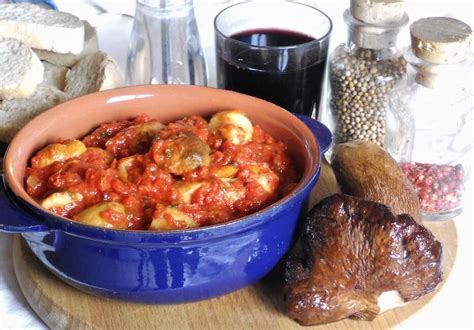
xmin=135 ymin=0 xmax=194 ymax=18
xmin=405 ymin=48 xmax=472 ymax=89
xmin=137 ymin=0 xmax=193 ymax=8
xmin=345 ymin=40 xmax=399 ymax=60
xmin=344 ymin=9 xmax=407 ymax=55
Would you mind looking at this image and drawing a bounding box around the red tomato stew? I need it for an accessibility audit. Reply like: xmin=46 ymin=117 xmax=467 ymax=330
xmin=25 ymin=111 xmax=299 ymax=231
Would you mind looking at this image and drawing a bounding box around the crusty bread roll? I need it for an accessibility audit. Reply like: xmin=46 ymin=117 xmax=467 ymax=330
xmin=35 ymin=21 xmax=99 ymax=67
xmin=0 ymin=38 xmax=44 ymax=98
xmin=0 ymin=45 xmax=123 ymax=142
xmin=42 ymin=61 xmax=69 ymax=91
xmin=65 ymin=51 xmax=124 ymax=99
xmin=0 ymin=86 xmax=67 ymax=142
xmin=0 ymin=59 xmax=68 ymax=142
xmin=0 ymin=3 xmax=84 ymax=54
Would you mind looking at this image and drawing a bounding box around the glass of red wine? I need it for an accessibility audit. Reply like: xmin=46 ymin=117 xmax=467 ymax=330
xmin=214 ymin=1 xmax=332 ymax=117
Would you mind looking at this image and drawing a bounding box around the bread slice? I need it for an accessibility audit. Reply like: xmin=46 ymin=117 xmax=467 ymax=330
xmin=0 ymin=49 xmax=124 ymax=142
xmin=0 ymin=3 xmax=84 ymax=54
xmin=65 ymin=51 xmax=124 ymax=99
xmin=0 ymin=86 xmax=67 ymax=142
xmin=0 ymin=58 xmax=68 ymax=142
xmin=42 ymin=61 xmax=69 ymax=91
xmin=0 ymin=38 xmax=44 ymax=98
xmin=35 ymin=20 xmax=99 ymax=67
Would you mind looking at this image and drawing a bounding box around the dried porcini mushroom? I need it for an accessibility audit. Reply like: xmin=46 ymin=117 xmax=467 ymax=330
xmin=284 ymin=194 xmax=442 ymax=326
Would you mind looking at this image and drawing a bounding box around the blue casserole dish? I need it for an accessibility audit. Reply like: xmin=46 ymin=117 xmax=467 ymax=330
xmin=0 ymin=85 xmax=331 ymax=304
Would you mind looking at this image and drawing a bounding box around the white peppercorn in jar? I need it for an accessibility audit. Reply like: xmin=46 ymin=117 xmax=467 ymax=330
xmin=327 ymin=0 xmax=408 ymax=147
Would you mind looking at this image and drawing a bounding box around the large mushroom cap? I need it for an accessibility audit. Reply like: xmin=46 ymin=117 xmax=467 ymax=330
xmin=284 ymin=194 xmax=442 ymax=326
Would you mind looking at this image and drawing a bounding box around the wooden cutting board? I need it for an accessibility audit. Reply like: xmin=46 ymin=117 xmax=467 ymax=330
xmin=12 ymin=159 xmax=457 ymax=329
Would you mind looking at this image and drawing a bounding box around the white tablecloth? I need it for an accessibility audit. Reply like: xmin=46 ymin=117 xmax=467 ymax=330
xmin=0 ymin=0 xmax=472 ymax=328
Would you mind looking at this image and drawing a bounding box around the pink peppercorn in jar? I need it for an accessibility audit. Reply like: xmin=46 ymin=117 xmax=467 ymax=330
xmin=400 ymin=163 xmax=465 ymax=219
xmin=385 ymin=17 xmax=473 ymax=220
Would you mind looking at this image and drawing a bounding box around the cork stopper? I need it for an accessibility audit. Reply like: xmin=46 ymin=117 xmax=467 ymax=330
xmin=410 ymin=17 xmax=472 ymax=64
xmin=350 ymin=0 xmax=405 ymax=24
xmin=345 ymin=9 xmax=408 ymax=49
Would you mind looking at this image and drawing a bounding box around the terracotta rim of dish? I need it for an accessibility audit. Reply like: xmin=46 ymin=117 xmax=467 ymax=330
xmin=3 ymin=85 xmax=319 ymax=232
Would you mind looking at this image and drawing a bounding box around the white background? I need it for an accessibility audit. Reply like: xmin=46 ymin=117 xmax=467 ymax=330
xmin=0 ymin=0 xmax=472 ymax=328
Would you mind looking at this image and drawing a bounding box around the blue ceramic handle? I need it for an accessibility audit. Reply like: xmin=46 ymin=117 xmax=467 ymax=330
xmin=294 ymin=114 xmax=332 ymax=154
xmin=10 ymin=0 xmax=58 ymax=10
xmin=0 ymin=176 xmax=49 ymax=233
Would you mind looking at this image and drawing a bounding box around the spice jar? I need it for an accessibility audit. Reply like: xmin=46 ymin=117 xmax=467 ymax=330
xmin=327 ymin=0 xmax=408 ymax=147
xmin=386 ymin=17 xmax=473 ymax=220
xmin=126 ymin=0 xmax=208 ymax=86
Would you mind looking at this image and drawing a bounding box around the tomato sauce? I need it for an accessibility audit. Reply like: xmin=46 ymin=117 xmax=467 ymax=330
xmin=25 ymin=112 xmax=299 ymax=231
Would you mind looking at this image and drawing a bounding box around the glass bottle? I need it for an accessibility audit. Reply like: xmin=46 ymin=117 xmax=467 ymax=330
xmin=386 ymin=17 xmax=473 ymax=221
xmin=327 ymin=5 xmax=408 ymax=147
xmin=126 ymin=0 xmax=208 ymax=86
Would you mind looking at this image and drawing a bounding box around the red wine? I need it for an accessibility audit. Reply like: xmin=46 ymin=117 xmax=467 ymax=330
xmin=217 ymin=29 xmax=327 ymax=116
xmin=233 ymin=28 xmax=314 ymax=47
